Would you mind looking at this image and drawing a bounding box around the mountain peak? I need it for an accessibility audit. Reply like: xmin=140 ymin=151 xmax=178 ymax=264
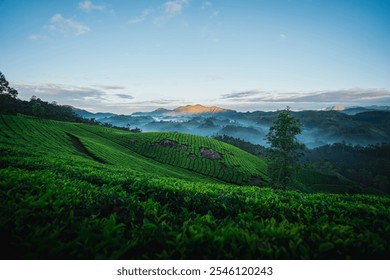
xmin=326 ymin=105 xmax=345 ymax=111
xmin=172 ymin=104 xmax=231 ymax=115
xmin=152 ymin=108 xmax=171 ymax=113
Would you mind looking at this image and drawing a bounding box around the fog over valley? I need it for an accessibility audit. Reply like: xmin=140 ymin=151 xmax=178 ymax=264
xmin=74 ymin=104 xmax=390 ymax=148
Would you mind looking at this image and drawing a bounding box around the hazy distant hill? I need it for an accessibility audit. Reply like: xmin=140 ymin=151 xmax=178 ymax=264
xmin=326 ymin=105 xmax=345 ymax=111
xmin=73 ymin=105 xmax=390 ymax=148
xmin=131 ymin=105 xmax=232 ymax=117
xmin=169 ymin=104 xmax=232 ymax=115
xmin=339 ymin=105 xmax=390 ymax=115
xmin=72 ymin=108 xmax=116 ymax=120
xmin=132 ymin=108 xmax=173 ymax=116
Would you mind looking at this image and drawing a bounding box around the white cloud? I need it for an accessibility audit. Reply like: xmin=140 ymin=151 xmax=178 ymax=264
xmin=128 ymin=9 xmax=152 ymax=24
xmin=28 ymin=34 xmax=48 ymax=41
xmin=154 ymin=1 xmax=189 ymax=25
xmin=49 ymin=14 xmax=91 ymax=36
xmin=221 ymin=88 xmax=390 ymax=104
xmin=79 ymin=1 xmax=104 ymax=12
xmin=13 ymin=82 xmax=191 ymax=114
xmin=279 ymin=34 xmax=287 ymax=39
xmin=14 ymin=82 xmax=137 ymax=109
xmin=94 ymin=85 xmax=126 ymax=90
xmin=116 ymin=94 xmax=134 ymax=100
xmin=163 ymin=0 xmax=189 ymax=16
xmin=15 ymin=83 xmax=106 ymax=101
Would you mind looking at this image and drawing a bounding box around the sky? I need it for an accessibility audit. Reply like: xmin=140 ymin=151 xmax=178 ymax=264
xmin=1 ymin=0 xmax=390 ymax=113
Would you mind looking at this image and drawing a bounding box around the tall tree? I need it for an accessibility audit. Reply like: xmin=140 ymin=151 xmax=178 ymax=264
xmin=266 ymin=107 xmax=305 ymax=189
xmin=0 ymin=71 xmax=18 ymax=98
xmin=32 ymin=102 xmax=45 ymax=118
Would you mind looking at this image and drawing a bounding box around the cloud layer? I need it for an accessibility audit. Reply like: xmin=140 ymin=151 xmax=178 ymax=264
xmin=13 ymin=82 xmax=193 ymax=113
xmin=164 ymin=0 xmax=189 ymax=16
xmin=79 ymin=1 xmax=104 ymax=12
xmin=13 ymin=82 xmax=390 ymax=114
xmin=128 ymin=9 xmax=152 ymax=24
xmin=221 ymin=88 xmax=390 ymax=103
xmin=28 ymin=34 xmax=48 ymax=41
xmin=49 ymin=14 xmax=90 ymax=36
xmin=14 ymin=83 xmax=136 ymax=111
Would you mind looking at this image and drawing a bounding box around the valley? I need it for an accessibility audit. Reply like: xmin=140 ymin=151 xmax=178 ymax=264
xmin=75 ymin=105 xmax=390 ymax=148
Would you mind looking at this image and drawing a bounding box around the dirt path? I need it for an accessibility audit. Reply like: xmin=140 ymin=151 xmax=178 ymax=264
xmin=66 ymin=132 xmax=106 ymax=164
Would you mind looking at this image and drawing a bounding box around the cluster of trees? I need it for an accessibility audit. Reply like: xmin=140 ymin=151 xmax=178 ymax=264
xmin=302 ymin=142 xmax=390 ymax=193
xmin=0 ymin=71 xmax=85 ymax=122
xmin=0 ymin=71 xmax=141 ymax=132
xmin=216 ymin=110 xmax=389 ymax=193
xmin=212 ymin=135 xmax=267 ymax=157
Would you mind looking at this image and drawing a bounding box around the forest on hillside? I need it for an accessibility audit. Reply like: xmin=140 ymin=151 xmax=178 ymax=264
xmin=214 ymin=135 xmax=390 ymax=194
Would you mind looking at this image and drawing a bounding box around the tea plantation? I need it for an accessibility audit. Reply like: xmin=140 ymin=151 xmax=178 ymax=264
xmin=0 ymin=114 xmax=389 ymax=259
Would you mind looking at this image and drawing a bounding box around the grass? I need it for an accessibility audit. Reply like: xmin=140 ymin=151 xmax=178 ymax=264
xmin=0 ymin=114 xmax=389 ymax=259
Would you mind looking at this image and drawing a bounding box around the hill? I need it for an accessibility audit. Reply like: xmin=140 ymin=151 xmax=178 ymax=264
xmin=73 ymin=106 xmax=390 ymax=148
xmin=71 ymin=108 xmax=116 ymax=120
xmin=0 ymin=115 xmax=262 ymax=185
xmin=1 ymin=114 xmax=389 ymax=259
xmin=120 ymin=132 xmax=267 ymax=185
xmin=340 ymin=105 xmax=390 ymax=115
xmin=170 ymin=104 xmax=232 ymax=115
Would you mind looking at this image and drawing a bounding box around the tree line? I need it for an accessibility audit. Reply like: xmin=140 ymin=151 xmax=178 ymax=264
xmin=0 ymin=71 xmax=85 ymax=122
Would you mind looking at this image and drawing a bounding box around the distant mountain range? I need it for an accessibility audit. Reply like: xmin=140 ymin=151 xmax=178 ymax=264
xmin=73 ymin=104 xmax=390 ymax=148
xmin=336 ymin=105 xmax=390 ymax=115
xmin=72 ymin=108 xmax=116 ymax=120
xmin=132 ymin=104 xmax=232 ymax=116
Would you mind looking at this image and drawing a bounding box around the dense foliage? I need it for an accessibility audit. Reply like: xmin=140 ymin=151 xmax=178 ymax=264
xmin=0 ymin=115 xmax=389 ymax=259
xmin=302 ymin=142 xmax=390 ymax=193
xmin=0 ymin=94 xmax=85 ymax=123
xmin=0 ymin=72 xmax=18 ymax=98
xmin=213 ymin=134 xmax=267 ymax=157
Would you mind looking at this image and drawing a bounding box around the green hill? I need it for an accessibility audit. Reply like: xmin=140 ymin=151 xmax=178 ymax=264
xmin=0 ymin=114 xmax=253 ymax=185
xmin=99 ymin=131 xmax=268 ymax=185
xmin=0 ymin=114 xmax=389 ymax=259
xmin=0 ymin=114 xmax=267 ymax=185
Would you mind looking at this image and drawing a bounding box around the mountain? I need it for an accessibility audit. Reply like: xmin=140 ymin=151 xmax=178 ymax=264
xmin=169 ymin=104 xmax=233 ymax=115
xmin=132 ymin=108 xmax=173 ymax=116
xmin=72 ymin=108 xmax=117 ymax=120
xmin=131 ymin=105 xmax=232 ymax=117
xmin=72 ymin=105 xmax=390 ymax=148
xmin=326 ymin=105 xmax=345 ymax=111
xmin=340 ymin=106 xmax=390 ymax=115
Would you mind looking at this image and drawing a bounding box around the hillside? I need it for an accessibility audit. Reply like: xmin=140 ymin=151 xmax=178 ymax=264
xmin=73 ymin=106 xmax=390 ymax=148
xmin=119 ymin=132 xmax=267 ymax=185
xmin=0 ymin=115 xmax=256 ymax=185
xmin=1 ymin=114 xmax=389 ymax=259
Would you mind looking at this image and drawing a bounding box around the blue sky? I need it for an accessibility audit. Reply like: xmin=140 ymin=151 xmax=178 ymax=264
xmin=1 ymin=0 xmax=389 ymax=113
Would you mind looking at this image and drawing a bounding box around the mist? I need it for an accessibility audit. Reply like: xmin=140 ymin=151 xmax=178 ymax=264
xmin=79 ymin=108 xmax=390 ymax=149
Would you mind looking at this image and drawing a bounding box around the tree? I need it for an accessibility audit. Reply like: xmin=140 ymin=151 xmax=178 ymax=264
xmin=0 ymin=71 xmax=18 ymax=98
xmin=32 ymin=102 xmax=44 ymax=118
xmin=266 ymin=107 xmax=305 ymax=189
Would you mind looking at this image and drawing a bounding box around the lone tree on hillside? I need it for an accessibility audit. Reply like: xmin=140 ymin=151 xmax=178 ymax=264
xmin=0 ymin=71 xmax=18 ymax=98
xmin=266 ymin=107 xmax=305 ymax=190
